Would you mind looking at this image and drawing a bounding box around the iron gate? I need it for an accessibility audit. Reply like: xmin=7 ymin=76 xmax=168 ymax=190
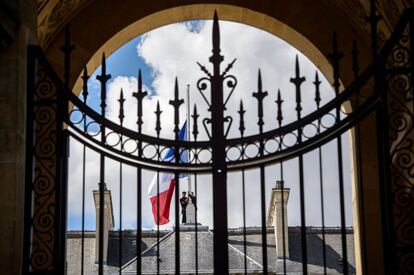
xmin=23 ymin=3 xmax=414 ymax=275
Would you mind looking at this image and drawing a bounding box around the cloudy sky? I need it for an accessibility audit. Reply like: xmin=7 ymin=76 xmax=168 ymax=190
xmin=67 ymin=20 xmax=353 ymax=231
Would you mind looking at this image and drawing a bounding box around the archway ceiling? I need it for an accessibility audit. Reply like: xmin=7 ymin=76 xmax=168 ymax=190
xmin=37 ymin=0 xmax=411 ymax=50
xmin=36 ymin=0 xmax=412 ymax=91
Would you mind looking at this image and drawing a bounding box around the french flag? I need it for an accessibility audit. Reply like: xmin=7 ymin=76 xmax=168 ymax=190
xmin=148 ymin=121 xmax=188 ymax=225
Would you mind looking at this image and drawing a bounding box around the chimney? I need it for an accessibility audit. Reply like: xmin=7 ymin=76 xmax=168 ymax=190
xmin=267 ymin=180 xmax=290 ymax=258
xmin=93 ymin=188 xmax=114 ymax=264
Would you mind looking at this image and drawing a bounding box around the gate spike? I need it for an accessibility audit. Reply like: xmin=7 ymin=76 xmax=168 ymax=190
xmin=210 ymin=10 xmax=224 ymax=67
xmin=154 ymin=100 xmax=162 ymax=138
xmin=290 ymin=55 xmax=306 ymax=119
xmin=221 ymin=58 xmax=237 ymax=77
xmin=258 ymin=69 xmax=262 ymax=92
xmin=275 ymin=89 xmax=284 ymax=128
xmin=238 ymin=100 xmax=246 ymax=137
xmin=81 ymin=66 xmax=89 ymax=104
xmin=118 ymin=88 xmax=125 ymax=125
xmin=212 ymin=11 xmax=220 ymax=56
xmin=351 ymin=41 xmax=360 ymax=79
xmin=367 ymin=0 xmax=380 ymax=60
xmin=96 ymin=53 xmax=111 ymax=116
xmin=169 ymin=77 xmax=184 ymax=138
xmin=252 ymin=69 xmax=268 ymax=133
xmin=132 ymin=69 xmax=148 ymax=133
xmin=192 ymin=104 xmax=199 ymax=141
xmin=196 ymin=61 xmax=212 ymax=78
xmin=60 ymin=26 xmax=75 ymax=90
xmin=328 ymin=33 xmax=343 ymax=96
xmin=313 ymin=72 xmax=322 ymax=109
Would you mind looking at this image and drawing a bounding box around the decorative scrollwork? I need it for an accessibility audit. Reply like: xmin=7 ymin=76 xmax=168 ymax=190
xmin=29 ymin=57 xmax=59 ymax=271
xmin=385 ymin=21 xmax=414 ymax=274
xmin=387 ymin=33 xmax=411 ymax=69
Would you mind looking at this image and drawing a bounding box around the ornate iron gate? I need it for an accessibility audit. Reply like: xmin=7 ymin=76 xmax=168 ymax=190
xmin=23 ymin=4 xmax=414 ymax=275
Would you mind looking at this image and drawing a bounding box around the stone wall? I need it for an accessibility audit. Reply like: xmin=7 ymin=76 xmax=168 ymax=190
xmin=0 ymin=0 xmax=37 ymax=273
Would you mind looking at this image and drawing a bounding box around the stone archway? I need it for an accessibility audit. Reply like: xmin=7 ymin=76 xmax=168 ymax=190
xmin=32 ymin=1 xmax=412 ymax=274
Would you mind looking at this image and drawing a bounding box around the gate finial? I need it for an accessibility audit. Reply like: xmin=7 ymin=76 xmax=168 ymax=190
xmin=192 ymin=104 xmax=199 ymax=141
xmin=118 ymin=89 xmax=125 ymax=125
xmin=290 ymin=55 xmax=306 ymax=119
xmin=238 ymin=100 xmax=246 ymax=137
xmin=81 ymin=66 xmax=89 ymax=104
xmin=155 ymin=100 xmax=162 ymax=138
xmin=367 ymin=0 xmax=380 ymax=59
xmin=328 ymin=33 xmax=343 ymax=97
xmin=313 ymin=72 xmax=321 ymax=109
xmin=169 ymin=78 xmax=184 ymax=138
xmin=60 ymin=27 xmax=75 ymax=90
xmin=276 ymin=89 xmax=283 ymax=128
xmin=133 ymin=69 xmax=148 ymax=133
xmin=96 ymin=53 xmax=111 ymax=116
xmin=253 ymin=69 xmax=268 ymax=133
xmin=210 ymin=11 xmax=224 ymax=66
xmin=212 ymin=11 xmax=220 ymax=56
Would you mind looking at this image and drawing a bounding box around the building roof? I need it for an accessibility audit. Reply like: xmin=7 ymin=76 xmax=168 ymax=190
xmin=66 ymin=226 xmax=355 ymax=275
xmin=121 ymin=225 xmax=263 ymax=274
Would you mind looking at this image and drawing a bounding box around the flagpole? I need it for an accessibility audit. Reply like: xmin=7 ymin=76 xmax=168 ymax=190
xmin=186 ymin=84 xmax=191 ymax=193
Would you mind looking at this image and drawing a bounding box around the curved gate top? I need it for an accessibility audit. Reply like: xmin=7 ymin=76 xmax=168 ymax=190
xmin=23 ymin=3 xmax=414 ymax=275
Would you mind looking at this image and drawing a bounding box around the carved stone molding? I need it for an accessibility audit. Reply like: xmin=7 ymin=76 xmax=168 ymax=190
xmin=37 ymin=0 xmax=93 ymax=48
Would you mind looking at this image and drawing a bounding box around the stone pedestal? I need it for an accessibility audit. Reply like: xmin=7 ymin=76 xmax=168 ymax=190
xmin=267 ymin=185 xmax=290 ymax=259
xmin=93 ymin=190 xmax=114 ymax=264
xmin=186 ymin=202 xmax=196 ymax=224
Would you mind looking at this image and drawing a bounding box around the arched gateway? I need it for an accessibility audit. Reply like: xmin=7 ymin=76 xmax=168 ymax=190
xmin=22 ymin=3 xmax=413 ymax=275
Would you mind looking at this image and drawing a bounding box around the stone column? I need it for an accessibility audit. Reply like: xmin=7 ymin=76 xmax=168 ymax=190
xmin=186 ymin=202 xmax=196 ymax=224
xmin=267 ymin=181 xmax=290 ymax=258
xmin=93 ymin=190 xmax=114 ymax=264
xmin=0 ymin=1 xmax=36 ymax=274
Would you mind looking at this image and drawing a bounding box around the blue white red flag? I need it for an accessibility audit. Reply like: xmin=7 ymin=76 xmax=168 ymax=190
xmin=148 ymin=121 xmax=187 ymax=225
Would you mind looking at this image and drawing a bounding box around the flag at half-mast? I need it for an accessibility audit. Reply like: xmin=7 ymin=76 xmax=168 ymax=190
xmin=148 ymin=120 xmax=188 ymax=225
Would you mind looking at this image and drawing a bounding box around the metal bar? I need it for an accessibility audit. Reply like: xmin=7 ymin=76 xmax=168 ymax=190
xmin=210 ymin=12 xmax=229 ymax=274
xmin=369 ymin=0 xmax=380 ymax=60
xmin=55 ymin=130 xmax=70 ymax=274
xmin=330 ymin=33 xmax=348 ymax=275
xmin=194 ymin=172 xmax=199 ymax=275
xmin=260 ymin=165 xmax=268 ymax=274
xmin=134 ymin=68 xmax=146 ymax=275
xmin=375 ymin=60 xmax=396 ymax=275
xmin=298 ymin=154 xmax=308 ymax=274
xmin=193 ymin=120 xmax=199 ymax=275
xmin=187 ymin=85 xmax=192 ymax=192
xmin=174 ymin=171 xmax=180 ymax=275
xmin=157 ymin=170 xmax=160 ymax=275
xmin=23 ymin=46 xmax=36 ymax=275
xmin=276 ymin=88 xmax=287 ymax=275
xmin=280 ymin=178 xmax=287 ymax=275
xmin=96 ymin=53 xmax=111 ymax=275
xmin=55 ymin=27 xmax=73 ymax=274
xmin=81 ymin=141 xmax=86 ymax=275
xmin=318 ymin=146 xmax=327 ymax=275
xmin=336 ymin=101 xmax=349 ymax=274
xmin=136 ymin=167 xmax=142 ymax=275
xmin=80 ymin=66 xmax=89 ymax=275
xmin=351 ymin=41 xmax=369 ymax=275
xmin=290 ymin=55 xmax=307 ymax=275
xmin=119 ymin=161 xmax=123 ymax=274
xmin=254 ymin=68 xmax=269 ymax=274
xmin=241 ymin=168 xmax=247 ymax=274
xmin=98 ymin=153 xmax=105 ymax=275
xmin=313 ymin=71 xmax=327 ymax=275
xmin=411 ymin=12 xmax=414 ymax=111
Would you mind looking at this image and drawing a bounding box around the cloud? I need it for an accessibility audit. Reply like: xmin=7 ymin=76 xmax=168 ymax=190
xmin=67 ymin=20 xmax=354 ymax=231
